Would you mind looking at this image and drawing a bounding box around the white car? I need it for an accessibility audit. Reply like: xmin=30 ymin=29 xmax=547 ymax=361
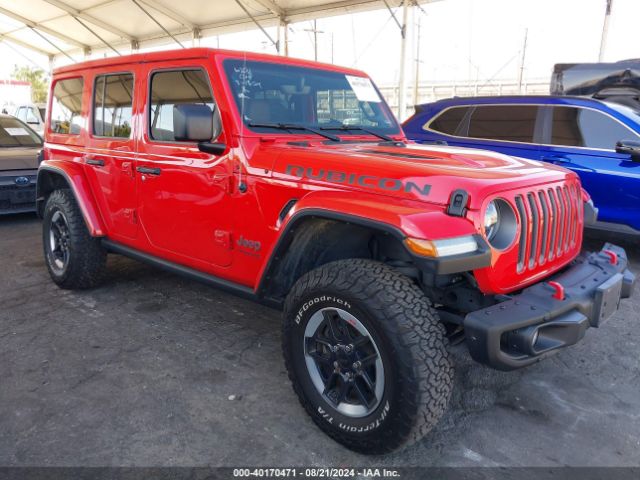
xmin=13 ymin=104 xmax=46 ymax=136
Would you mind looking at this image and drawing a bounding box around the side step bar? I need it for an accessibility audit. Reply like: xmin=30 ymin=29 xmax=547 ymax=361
xmin=101 ymin=239 xmax=279 ymax=307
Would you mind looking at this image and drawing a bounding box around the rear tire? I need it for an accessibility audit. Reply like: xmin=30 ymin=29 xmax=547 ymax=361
xmin=282 ymin=259 xmax=453 ymax=454
xmin=42 ymin=189 xmax=106 ymax=289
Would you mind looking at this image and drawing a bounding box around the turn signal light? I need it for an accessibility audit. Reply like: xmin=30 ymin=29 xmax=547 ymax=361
xmin=405 ymin=235 xmax=478 ymax=258
xmin=405 ymin=238 xmax=438 ymax=257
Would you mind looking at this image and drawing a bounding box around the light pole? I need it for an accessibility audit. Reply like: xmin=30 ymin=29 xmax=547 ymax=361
xmin=397 ymin=0 xmax=412 ymax=121
xmin=599 ymin=0 xmax=613 ymax=61
xmin=413 ymin=15 xmax=421 ymax=110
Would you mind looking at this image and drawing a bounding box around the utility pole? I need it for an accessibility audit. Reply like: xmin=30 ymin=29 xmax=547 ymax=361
xmin=397 ymin=0 xmax=411 ymax=121
xmin=313 ymin=19 xmax=318 ymax=61
xmin=305 ymin=19 xmax=323 ymax=61
xmin=413 ymin=15 xmax=421 ymax=109
xmin=517 ymin=28 xmax=528 ymax=94
xmin=331 ymin=32 xmax=334 ymax=64
xmin=599 ymin=0 xmax=613 ymax=61
xmin=305 ymin=20 xmax=330 ymax=62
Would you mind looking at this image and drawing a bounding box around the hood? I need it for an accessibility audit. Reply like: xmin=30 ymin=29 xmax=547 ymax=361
xmin=0 ymin=147 xmax=40 ymax=171
xmin=271 ymin=142 xmax=575 ymax=209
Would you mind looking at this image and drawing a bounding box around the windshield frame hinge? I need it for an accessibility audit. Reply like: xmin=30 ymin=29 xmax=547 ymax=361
xmin=447 ymin=189 xmax=469 ymax=217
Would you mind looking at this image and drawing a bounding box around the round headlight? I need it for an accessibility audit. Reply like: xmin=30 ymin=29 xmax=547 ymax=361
xmin=483 ymin=199 xmax=517 ymax=250
xmin=484 ymin=201 xmax=500 ymax=240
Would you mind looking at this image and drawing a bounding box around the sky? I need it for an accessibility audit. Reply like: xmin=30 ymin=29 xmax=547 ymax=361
xmin=0 ymin=0 xmax=638 ymax=88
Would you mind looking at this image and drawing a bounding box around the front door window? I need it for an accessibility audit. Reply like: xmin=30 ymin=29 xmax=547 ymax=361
xmin=550 ymin=106 xmax=640 ymax=150
xmin=149 ymin=69 xmax=217 ymax=142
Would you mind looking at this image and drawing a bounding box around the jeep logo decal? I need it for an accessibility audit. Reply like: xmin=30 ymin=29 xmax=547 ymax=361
xmin=237 ymin=235 xmax=261 ymax=252
xmin=285 ymin=165 xmax=431 ymax=196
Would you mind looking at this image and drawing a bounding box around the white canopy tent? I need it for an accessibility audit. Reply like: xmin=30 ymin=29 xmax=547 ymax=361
xmin=0 ymin=0 xmax=441 ymax=117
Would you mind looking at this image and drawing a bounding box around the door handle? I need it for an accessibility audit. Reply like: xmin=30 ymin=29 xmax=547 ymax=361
xmin=210 ymin=172 xmax=228 ymax=183
xmin=542 ymin=156 xmax=568 ymax=164
xmin=85 ymin=158 xmax=105 ymax=166
xmin=542 ymin=156 xmax=594 ymax=173
xmin=136 ymin=166 xmax=161 ymax=175
xmin=542 ymin=156 xmax=574 ymax=168
xmin=209 ymin=171 xmax=233 ymax=192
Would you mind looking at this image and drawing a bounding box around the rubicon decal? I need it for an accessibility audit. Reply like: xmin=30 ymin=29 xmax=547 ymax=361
xmin=285 ymin=165 xmax=431 ymax=196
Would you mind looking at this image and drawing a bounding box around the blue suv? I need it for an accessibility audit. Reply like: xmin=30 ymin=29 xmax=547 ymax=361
xmin=403 ymin=96 xmax=640 ymax=236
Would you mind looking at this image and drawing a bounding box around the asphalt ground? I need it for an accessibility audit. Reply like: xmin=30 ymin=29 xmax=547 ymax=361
xmin=1 ymin=213 xmax=639 ymax=467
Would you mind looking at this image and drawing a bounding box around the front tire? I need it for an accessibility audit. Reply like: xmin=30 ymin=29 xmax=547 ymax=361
xmin=43 ymin=189 xmax=106 ymax=289
xmin=282 ymin=259 xmax=453 ymax=454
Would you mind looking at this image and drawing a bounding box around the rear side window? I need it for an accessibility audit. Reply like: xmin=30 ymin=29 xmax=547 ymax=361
xmin=50 ymin=77 xmax=84 ymax=134
xmin=467 ymin=105 xmax=538 ymax=143
xmin=93 ymin=73 xmax=134 ymax=138
xmin=149 ymin=70 xmax=214 ymax=142
xmin=551 ymin=106 xmax=639 ymax=149
xmin=427 ymin=107 xmax=470 ymax=135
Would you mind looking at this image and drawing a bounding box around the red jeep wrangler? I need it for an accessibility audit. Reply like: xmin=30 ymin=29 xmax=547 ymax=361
xmin=37 ymin=48 xmax=635 ymax=454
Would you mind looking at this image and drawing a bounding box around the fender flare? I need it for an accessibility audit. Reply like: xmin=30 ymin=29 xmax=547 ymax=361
xmin=255 ymin=207 xmax=411 ymax=299
xmin=256 ymin=193 xmax=491 ymax=299
xmin=37 ymin=163 xmax=106 ymax=237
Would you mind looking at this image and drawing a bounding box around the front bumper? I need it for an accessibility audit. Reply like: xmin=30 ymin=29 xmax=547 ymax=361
xmin=0 ymin=171 xmax=37 ymax=214
xmin=464 ymin=243 xmax=635 ymax=370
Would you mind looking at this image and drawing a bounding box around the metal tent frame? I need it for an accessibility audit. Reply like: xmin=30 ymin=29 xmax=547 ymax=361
xmin=0 ymin=0 xmax=439 ymax=117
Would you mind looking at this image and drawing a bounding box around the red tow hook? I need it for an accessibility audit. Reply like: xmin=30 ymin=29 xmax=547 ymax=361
xmin=603 ymin=249 xmax=618 ymax=265
xmin=548 ymin=281 xmax=565 ymax=301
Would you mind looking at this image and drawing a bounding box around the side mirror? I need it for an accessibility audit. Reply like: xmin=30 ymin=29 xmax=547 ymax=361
xmin=197 ymin=141 xmax=227 ymax=155
xmin=615 ymin=140 xmax=640 ymax=162
xmin=173 ymin=104 xmax=213 ymax=142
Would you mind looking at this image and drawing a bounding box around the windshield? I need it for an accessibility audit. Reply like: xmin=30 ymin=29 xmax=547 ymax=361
xmin=0 ymin=116 xmax=42 ymax=147
xmin=223 ymin=59 xmax=399 ymax=135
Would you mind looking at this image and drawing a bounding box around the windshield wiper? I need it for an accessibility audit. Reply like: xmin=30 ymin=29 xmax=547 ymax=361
xmin=248 ymin=122 xmax=340 ymax=142
xmin=320 ymin=124 xmax=394 ymax=142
